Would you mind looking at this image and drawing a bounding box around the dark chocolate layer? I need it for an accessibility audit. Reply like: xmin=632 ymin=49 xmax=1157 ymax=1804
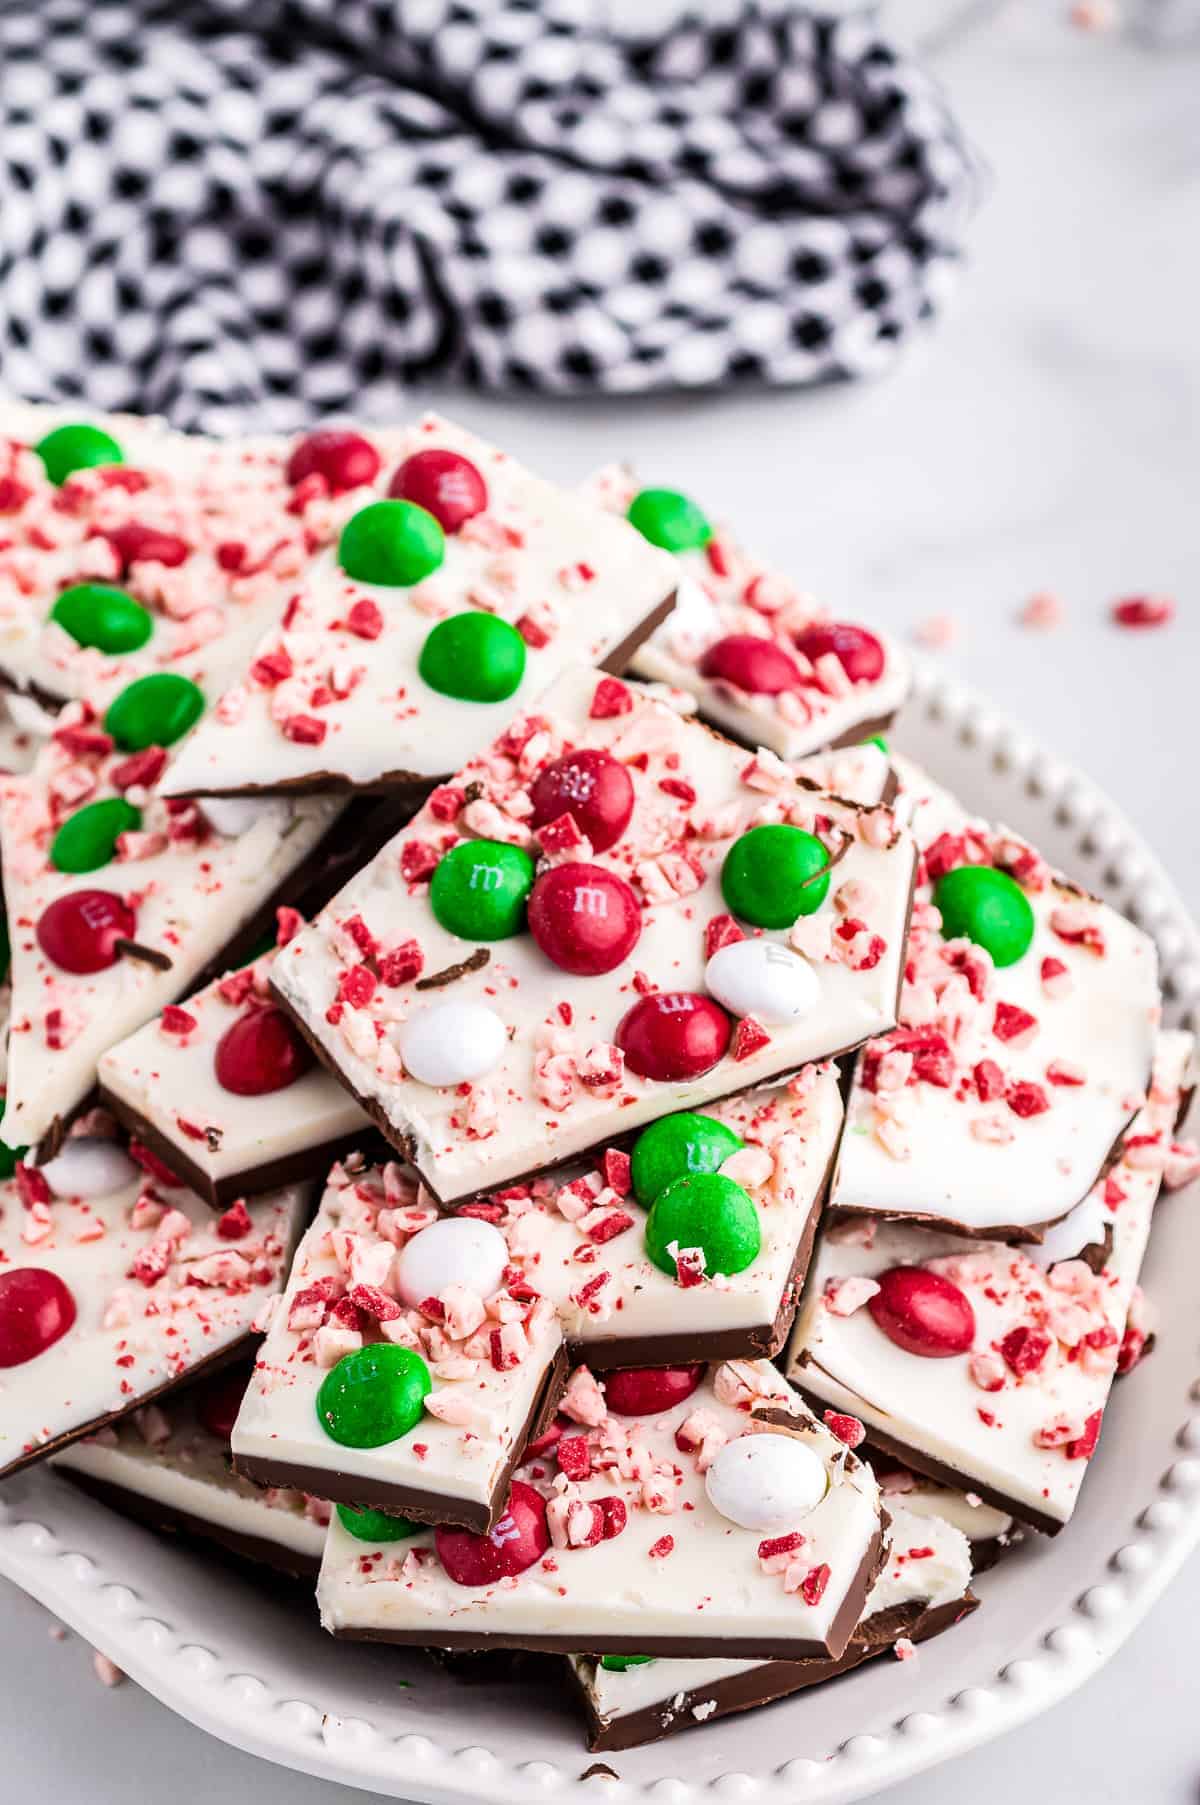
xmin=97 ymin=1086 xmax=380 ymax=1209
xmin=574 ymin=1589 xmax=977 ymax=1753
xmin=233 ymin=1345 xmax=568 ymax=1535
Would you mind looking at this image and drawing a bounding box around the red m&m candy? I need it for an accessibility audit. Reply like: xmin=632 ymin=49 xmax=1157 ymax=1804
xmin=603 ymin=1364 xmax=704 ymax=1416
xmin=193 ymin=1367 xmax=251 ymax=1443
xmin=529 ymin=749 xmax=634 ymax=854
xmin=286 ymin=429 xmax=381 ymax=494
xmin=214 ymin=1006 xmax=314 ymax=1096
xmin=699 ymin=634 xmax=804 ymax=696
xmin=389 ymin=448 xmax=488 ymax=535
xmin=868 ymin=1267 xmax=976 ymax=1358
xmin=0 ymin=1268 xmax=77 ymax=1367
xmin=435 ymin=1481 xmax=549 ymax=1587
xmin=793 ymin=621 xmax=885 ymax=685
xmin=36 ymin=889 xmax=136 ymax=974
xmin=617 ymin=992 xmax=732 ymax=1083
xmin=528 ymin=863 xmax=641 ymax=976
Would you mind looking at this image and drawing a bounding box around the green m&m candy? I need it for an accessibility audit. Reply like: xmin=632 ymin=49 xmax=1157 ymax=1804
xmin=104 ymin=672 xmax=204 ymax=750
xmin=600 ymin=1656 xmax=656 ymax=1672
xmin=721 ymin=823 xmax=830 ymax=928
xmin=51 ymin=798 xmax=142 ymax=874
xmin=644 ymin=1172 xmax=761 ymax=1280
xmin=0 ymin=1099 xmax=26 ymax=1181
xmin=316 ymin=1344 xmax=432 ymax=1449
xmin=419 ymin=611 xmax=526 ymax=704
xmin=336 ymin=1503 xmax=420 ymax=1543
xmin=430 ymin=838 xmax=534 ymax=940
xmin=627 ymin=488 xmax=712 ymax=553
xmin=338 ymin=499 xmax=445 ymax=586
xmin=630 ymin=1110 xmax=744 ymax=1209
xmin=34 ymin=422 xmax=124 ymax=486
xmin=864 ymin=734 xmax=889 ymax=755
xmin=51 ymin=583 xmax=153 ymax=655
xmin=933 ymin=865 xmax=1035 ymax=968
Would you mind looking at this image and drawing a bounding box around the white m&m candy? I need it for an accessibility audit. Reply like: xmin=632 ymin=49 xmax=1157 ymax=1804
xmin=394 ymin=1217 xmax=509 ymax=1308
xmin=704 ymin=940 xmax=820 ymax=1026
xmin=704 ymin=1432 xmax=828 ymax=1530
xmin=397 ymin=1001 xmax=507 ymax=1088
xmin=38 ymin=1138 xmax=140 ymax=1200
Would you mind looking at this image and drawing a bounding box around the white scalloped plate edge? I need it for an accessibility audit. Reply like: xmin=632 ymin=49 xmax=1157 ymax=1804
xmin=2 ymin=656 xmax=1198 ymax=1805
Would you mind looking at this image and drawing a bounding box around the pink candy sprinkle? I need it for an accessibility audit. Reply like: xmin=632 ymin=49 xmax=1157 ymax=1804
xmin=1111 ymin=594 xmax=1174 ymax=630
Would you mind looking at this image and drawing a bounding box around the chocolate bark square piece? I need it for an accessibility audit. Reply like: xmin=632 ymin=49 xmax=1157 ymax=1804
xmin=270 ymin=667 xmax=917 ymax=1204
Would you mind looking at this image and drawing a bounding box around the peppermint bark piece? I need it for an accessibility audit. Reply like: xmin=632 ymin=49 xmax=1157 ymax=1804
xmin=0 ymin=401 xmax=313 ymax=710
xmin=231 ymin=1161 xmax=566 ymax=1533
xmin=317 ymin=1358 xmax=883 ymax=1661
xmin=0 ymin=692 xmax=42 ymax=776
xmin=832 ymin=760 xmax=1160 ymax=1237
xmin=567 ymin=1500 xmax=976 ymax=1751
xmin=0 ymin=1132 xmax=308 ymax=1480
xmin=99 ymin=935 xmax=371 ymax=1208
xmin=271 ymin=667 xmax=916 ymax=1204
xmin=787 ymin=1031 xmax=1198 ymax=1533
xmin=160 ymin=415 xmax=678 ymax=800
xmin=53 ymin=1366 xmax=329 ymax=1579
xmin=485 ymin=1066 xmax=843 ymax=1367
xmin=0 ymin=714 xmax=342 ymax=1151
xmin=587 ymin=465 xmax=910 ymax=759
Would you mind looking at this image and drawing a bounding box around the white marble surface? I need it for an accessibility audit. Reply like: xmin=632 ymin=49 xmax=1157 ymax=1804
xmin=3 ymin=2 xmax=1198 ymax=1800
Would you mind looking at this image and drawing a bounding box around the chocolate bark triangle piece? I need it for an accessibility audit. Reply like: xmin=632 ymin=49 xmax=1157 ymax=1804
xmin=484 ymin=1064 xmax=843 ymax=1369
xmin=830 ymin=755 xmax=1161 ymax=1240
xmin=317 ymin=1356 xmax=884 ymax=1662
xmin=53 ymin=1365 xmax=329 ymax=1581
xmin=270 ymin=666 xmax=917 ymax=1205
xmin=585 ymin=463 xmax=911 ymax=761
xmin=0 ymin=715 xmax=343 ymax=1152
xmin=0 ymin=1130 xmax=311 ymax=1480
xmin=159 ymin=415 xmax=678 ymax=801
xmin=567 ymin=1498 xmax=977 ymax=1751
xmin=788 ymin=1030 xmax=1197 ymax=1534
xmin=0 ymin=400 xmax=313 ymax=712
xmin=231 ymin=1159 xmax=566 ymax=1534
xmin=98 ymin=930 xmax=374 ymax=1209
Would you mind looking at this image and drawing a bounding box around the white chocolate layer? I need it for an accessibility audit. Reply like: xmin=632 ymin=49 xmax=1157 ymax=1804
xmin=0 ymin=401 xmax=316 ymax=708
xmin=0 ymin=1159 xmax=308 ymax=1478
xmin=788 ymin=1031 xmax=1193 ymax=1528
xmin=0 ymin=734 xmax=341 ymax=1147
xmin=0 ymin=693 xmax=40 ymax=776
xmin=571 ymin=1500 xmax=972 ymax=1730
xmin=586 ymin=465 xmax=911 ymax=760
xmin=161 ymin=417 xmax=677 ymax=797
xmin=497 ymin=1068 xmax=843 ymax=1358
xmin=232 ymin=1162 xmax=563 ymax=1523
xmin=98 ymin=944 xmax=368 ymax=1194
xmin=317 ymin=1359 xmax=882 ymax=1658
xmin=832 ymin=759 xmax=1159 ymax=1233
xmin=51 ymin=1387 xmax=329 ymax=1566
xmin=272 ymin=667 xmax=915 ymax=1203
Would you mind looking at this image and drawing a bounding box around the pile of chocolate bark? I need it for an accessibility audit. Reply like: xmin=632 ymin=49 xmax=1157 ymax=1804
xmin=0 ymin=404 xmax=1194 ymax=1753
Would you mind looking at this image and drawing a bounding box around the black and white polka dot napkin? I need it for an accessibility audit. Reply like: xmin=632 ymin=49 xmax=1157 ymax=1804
xmin=0 ymin=0 xmax=980 ymax=433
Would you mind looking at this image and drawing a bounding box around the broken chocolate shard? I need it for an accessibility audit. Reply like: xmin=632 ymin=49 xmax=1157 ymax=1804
xmin=115 ymin=939 xmax=174 ymax=971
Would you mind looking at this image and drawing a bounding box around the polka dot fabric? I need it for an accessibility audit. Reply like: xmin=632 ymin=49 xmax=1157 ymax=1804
xmin=0 ymin=0 xmax=979 ymax=432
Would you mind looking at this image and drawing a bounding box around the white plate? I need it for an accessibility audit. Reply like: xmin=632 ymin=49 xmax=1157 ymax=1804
xmin=3 ymin=658 xmax=1199 ymax=1804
